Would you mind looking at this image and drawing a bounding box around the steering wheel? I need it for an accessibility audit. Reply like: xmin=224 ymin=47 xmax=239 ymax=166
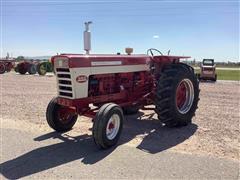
xmin=147 ymin=48 xmax=163 ymax=57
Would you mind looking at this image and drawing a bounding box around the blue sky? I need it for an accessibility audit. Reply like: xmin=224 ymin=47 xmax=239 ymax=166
xmin=1 ymin=0 xmax=239 ymax=62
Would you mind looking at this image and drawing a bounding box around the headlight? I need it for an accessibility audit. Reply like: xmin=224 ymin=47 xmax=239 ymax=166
xmin=54 ymin=57 xmax=69 ymax=68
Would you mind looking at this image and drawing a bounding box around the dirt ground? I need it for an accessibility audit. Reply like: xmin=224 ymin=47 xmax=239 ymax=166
xmin=0 ymin=72 xmax=239 ymax=160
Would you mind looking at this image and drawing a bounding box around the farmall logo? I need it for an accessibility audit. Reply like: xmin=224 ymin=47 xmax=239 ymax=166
xmin=76 ymin=75 xmax=88 ymax=83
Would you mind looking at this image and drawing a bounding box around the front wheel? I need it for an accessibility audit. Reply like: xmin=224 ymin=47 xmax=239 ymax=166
xmin=154 ymin=64 xmax=199 ymax=127
xmin=93 ymin=103 xmax=124 ymax=149
xmin=46 ymin=97 xmax=78 ymax=132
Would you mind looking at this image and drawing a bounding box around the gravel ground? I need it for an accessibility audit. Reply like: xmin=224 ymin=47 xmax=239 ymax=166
xmin=0 ymin=72 xmax=239 ymax=160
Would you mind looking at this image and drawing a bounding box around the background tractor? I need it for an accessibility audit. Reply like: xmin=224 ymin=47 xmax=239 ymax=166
xmin=0 ymin=57 xmax=15 ymax=74
xmin=15 ymin=60 xmax=53 ymax=75
xmin=196 ymin=59 xmax=217 ymax=81
xmin=46 ymin=22 xmax=200 ymax=149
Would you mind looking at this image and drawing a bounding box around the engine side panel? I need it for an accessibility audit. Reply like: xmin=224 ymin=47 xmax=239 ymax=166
xmin=56 ymin=64 xmax=149 ymax=99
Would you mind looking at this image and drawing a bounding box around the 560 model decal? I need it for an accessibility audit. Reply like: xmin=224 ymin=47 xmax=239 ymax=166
xmin=76 ymin=75 xmax=88 ymax=83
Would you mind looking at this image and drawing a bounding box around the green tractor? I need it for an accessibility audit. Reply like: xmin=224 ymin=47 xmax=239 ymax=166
xmin=37 ymin=61 xmax=53 ymax=75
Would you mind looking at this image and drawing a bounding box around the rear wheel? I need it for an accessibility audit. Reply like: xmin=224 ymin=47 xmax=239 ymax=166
xmin=93 ymin=103 xmax=124 ymax=149
xmin=46 ymin=97 xmax=78 ymax=132
xmin=154 ymin=64 xmax=199 ymax=127
xmin=0 ymin=63 xmax=6 ymax=74
xmin=18 ymin=63 xmax=27 ymax=74
xmin=6 ymin=63 xmax=12 ymax=72
xmin=37 ymin=62 xmax=47 ymax=76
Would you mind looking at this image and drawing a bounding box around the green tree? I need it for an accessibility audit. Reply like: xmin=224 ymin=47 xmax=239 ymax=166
xmin=16 ymin=56 xmax=25 ymax=60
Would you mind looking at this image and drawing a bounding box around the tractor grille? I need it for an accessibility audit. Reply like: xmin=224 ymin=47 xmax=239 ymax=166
xmin=56 ymin=68 xmax=73 ymax=98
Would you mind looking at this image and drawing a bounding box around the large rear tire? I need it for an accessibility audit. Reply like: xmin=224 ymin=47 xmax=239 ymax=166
xmin=6 ymin=63 xmax=12 ymax=72
xmin=46 ymin=97 xmax=78 ymax=132
xmin=0 ymin=63 xmax=6 ymax=74
xmin=18 ymin=63 xmax=27 ymax=75
xmin=154 ymin=64 xmax=199 ymax=127
xmin=93 ymin=103 xmax=124 ymax=149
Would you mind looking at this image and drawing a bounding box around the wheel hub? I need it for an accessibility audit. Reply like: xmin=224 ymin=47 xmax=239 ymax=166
xmin=40 ymin=65 xmax=46 ymax=73
xmin=106 ymin=114 xmax=120 ymax=140
xmin=176 ymin=79 xmax=194 ymax=114
xmin=58 ymin=107 xmax=76 ymax=124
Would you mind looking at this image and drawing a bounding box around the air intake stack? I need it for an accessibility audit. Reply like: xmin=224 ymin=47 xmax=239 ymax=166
xmin=84 ymin=21 xmax=92 ymax=55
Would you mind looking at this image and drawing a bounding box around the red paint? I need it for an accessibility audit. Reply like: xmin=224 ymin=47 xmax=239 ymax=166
xmin=176 ymin=82 xmax=187 ymax=109
xmin=52 ymin=54 xmax=151 ymax=68
xmin=57 ymin=106 xmax=77 ymax=123
xmin=108 ymin=122 xmax=115 ymax=130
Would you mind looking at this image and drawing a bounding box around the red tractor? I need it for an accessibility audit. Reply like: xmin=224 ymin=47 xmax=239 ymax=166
xmin=15 ymin=61 xmax=37 ymax=75
xmin=46 ymin=22 xmax=200 ymax=149
xmin=0 ymin=59 xmax=15 ymax=74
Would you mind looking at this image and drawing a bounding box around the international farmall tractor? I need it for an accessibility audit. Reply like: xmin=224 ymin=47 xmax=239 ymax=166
xmin=46 ymin=22 xmax=200 ymax=149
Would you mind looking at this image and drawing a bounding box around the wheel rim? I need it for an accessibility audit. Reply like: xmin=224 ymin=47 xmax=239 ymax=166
xmin=57 ymin=107 xmax=76 ymax=124
xmin=39 ymin=64 xmax=47 ymax=74
xmin=106 ymin=114 xmax=120 ymax=140
xmin=176 ymin=79 xmax=194 ymax=114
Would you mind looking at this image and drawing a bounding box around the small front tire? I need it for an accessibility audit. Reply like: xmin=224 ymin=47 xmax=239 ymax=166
xmin=46 ymin=97 xmax=78 ymax=132
xmin=93 ymin=103 xmax=124 ymax=149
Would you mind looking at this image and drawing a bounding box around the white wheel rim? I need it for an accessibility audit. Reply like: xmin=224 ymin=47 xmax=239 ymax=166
xmin=176 ymin=79 xmax=195 ymax=114
xmin=106 ymin=114 xmax=120 ymax=140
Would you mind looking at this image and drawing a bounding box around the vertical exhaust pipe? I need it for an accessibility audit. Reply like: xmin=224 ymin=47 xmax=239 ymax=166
xmin=84 ymin=21 xmax=92 ymax=55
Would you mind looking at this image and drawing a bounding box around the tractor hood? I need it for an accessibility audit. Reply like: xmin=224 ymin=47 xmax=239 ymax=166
xmin=51 ymin=54 xmax=190 ymax=69
xmin=52 ymin=54 xmax=151 ymax=68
